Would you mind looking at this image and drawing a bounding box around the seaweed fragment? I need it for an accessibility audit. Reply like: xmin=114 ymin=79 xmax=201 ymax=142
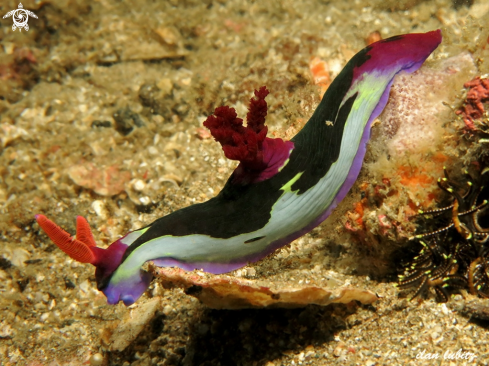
xmin=398 ymin=166 xmax=489 ymax=301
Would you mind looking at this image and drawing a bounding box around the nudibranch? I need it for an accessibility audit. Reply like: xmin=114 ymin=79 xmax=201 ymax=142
xmin=36 ymin=30 xmax=442 ymax=306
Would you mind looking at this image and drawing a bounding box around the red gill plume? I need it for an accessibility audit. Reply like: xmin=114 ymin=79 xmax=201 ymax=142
xmin=203 ymin=86 xmax=270 ymax=171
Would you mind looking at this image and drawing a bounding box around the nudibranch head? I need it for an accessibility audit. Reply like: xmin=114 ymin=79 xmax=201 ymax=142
xmin=35 ymin=214 xmax=150 ymax=305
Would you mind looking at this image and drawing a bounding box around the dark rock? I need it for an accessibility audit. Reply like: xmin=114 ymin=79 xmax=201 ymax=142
xmin=0 ymin=257 xmax=12 ymax=270
xmin=91 ymin=120 xmax=112 ymax=128
xmin=17 ymin=278 xmax=30 ymax=292
xmin=113 ymin=108 xmax=144 ymax=136
xmin=138 ymin=83 xmax=174 ymax=118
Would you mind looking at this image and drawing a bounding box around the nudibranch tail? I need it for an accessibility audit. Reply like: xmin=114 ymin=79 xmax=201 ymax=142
xmin=35 ymin=214 xmax=97 ymax=264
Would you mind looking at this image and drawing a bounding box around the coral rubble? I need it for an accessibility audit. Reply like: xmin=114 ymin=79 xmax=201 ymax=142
xmin=456 ymin=76 xmax=489 ymax=130
xmin=152 ymin=266 xmax=378 ymax=309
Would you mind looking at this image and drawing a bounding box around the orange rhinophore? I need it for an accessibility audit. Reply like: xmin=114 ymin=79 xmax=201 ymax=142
xmin=35 ymin=214 xmax=96 ymax=264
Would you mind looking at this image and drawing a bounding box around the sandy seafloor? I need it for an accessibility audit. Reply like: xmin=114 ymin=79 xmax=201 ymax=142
xmin=1 ymin=0 xmax=489 ymax=365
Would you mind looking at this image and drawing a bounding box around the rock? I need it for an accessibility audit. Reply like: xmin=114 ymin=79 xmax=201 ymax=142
xmin=10 ymin=248 xmax=30 ymax=267
xmin=113 ymin=108 xmax=144 ymax=136
xmin=89 ymin=353 xmax=104 ymax=366
xmin=0 ymin=123 xmax=29 ymax=148
xmin=91 ymin=200 xmax=108 ymax=219
xmin=109 ymin=297 xmax=162 ymax=351
xmin=139 ymin=83 xmax=173 ymax=117
xmin=91 ymin=120 xmax=112 ymax=128
xmin=68 ymin=162 xmax=131 ymax=196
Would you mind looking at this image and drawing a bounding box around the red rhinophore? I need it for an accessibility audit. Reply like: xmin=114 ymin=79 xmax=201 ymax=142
xmin=76 ymin=216 xmax=97 ymax=247
xmin=456 ymin=76 xmax=489 ymax=131
xmin=204 ymin=87 xmax=270 ymax=171
xmin=35 ymin=214 xmax=96 ymax=264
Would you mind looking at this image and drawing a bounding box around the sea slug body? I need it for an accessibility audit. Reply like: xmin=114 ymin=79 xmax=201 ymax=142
xmin=36 ymin=30 xmax=442 ymax=305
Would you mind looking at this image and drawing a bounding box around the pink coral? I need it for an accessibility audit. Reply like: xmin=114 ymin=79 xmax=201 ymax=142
xmin=456 ymin=76 xmax=489 ymax=130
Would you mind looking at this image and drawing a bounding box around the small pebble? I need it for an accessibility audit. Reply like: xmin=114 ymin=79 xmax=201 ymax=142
xmin=79 ymin=280 xmax=91 ymax=294
xmin=10 ymin=248 xmax=30 ymax=267
xmin=91 ymin=200 xmax=108 ymax=220
xmin=333 ymin=342 xmax=345 ymax=357
xmin=152 ymin=115 xmax=164 ymax=124
xmin=90 ymin=353 xmax=104 ymax=366
xmin=162 ymin=305 xmax=173 ymax=315
xmin=113 ymin=108 xmax=144 ymax=136
xmin=91 ymin=120 xmax=112 ymax=128
xmin=156 ymin=78 xmax=173 ymax=95
xmin=133 ymin=179 xmax=146 ymax=192
xmin=365 ymin=30 xmax=382 ymax=45
xmin=297 ymin=352 xmax=305 ymax=361
xmin=139 ymin=196 xmax=151 ymax=205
